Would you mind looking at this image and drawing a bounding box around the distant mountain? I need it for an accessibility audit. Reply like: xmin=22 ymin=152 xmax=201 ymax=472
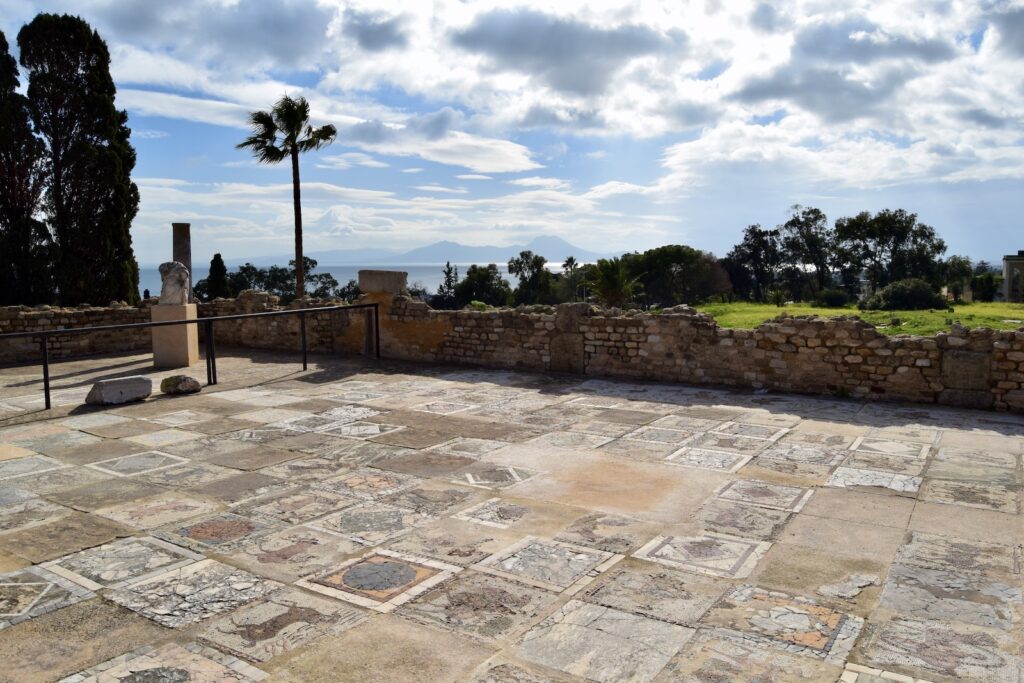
xmin=224 ymin=235 xmax=611 ymax=267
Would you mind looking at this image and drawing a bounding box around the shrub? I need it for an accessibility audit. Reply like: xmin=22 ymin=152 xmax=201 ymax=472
xmin=768 ymin=289 xmax=787 ymax=307
xmin=860 ymin=278 xmax=948 ymax=311
xmin=815 ymin=288 xmax=850 ymax=308
xmin=468 ymin=300 xmax=489 ymax=311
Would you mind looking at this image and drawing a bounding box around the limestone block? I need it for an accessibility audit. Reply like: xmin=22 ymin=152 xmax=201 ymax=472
xmin=358 ymin=270 xmax=408 ymax=294
xmin=85 ymin=376 xmax=152 ymax=405
xmin=152 ymin=304 xmax=199 ymax=369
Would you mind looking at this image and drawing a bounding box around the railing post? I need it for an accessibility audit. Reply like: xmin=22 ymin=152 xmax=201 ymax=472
xmin=374 ymin=304 xmax=381 ymax=359
xmin=209 ymin=321 xmax=218 ymax=385
xmin=40 ymin=336 xmax=51 ymax=410
xmin=300 ymin=310 xmax=308 ymax=371
xmin=204 ymin=320 xmax=213 ymax=386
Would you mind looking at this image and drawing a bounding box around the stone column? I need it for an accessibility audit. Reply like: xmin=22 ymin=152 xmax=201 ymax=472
xmin=172 ymin=223 xmax=192 ymax=301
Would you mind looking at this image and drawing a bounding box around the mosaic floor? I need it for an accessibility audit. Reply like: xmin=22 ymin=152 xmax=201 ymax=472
xmin=0 ymin=349 xmax=1022 ymax=682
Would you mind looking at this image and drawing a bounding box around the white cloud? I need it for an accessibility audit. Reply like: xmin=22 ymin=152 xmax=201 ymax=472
xmin=508 ymin=176 xmax=570 ymax=189
xmin=317 ymin=152 xmax=390 ymax=169
xmin=456 ymin=174 xmax=493 ymax=180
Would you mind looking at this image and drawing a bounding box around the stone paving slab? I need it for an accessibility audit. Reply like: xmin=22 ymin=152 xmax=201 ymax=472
xmin=2 ymin=351 xmax=1024 ymax=681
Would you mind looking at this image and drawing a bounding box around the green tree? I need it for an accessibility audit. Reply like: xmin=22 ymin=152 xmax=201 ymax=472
xmin=586 ymin=257 xmax=641 ymax=308
xmin=561 ymin=256 xmax=583 ymax=302
xmin=206 ymin=253 xmax=232 ymax=299
xmin=780 ymin=205 xmax=833 ymax=292
xmin=0 ymin=30 xmax=50 ymax=305
xmin=624 ymin=245 xmax=731 ymax=306
xmin=507 ymin=250 xmax=555 ymax=305
xmin=435 ymin=261 xmax=459 ymax=309
xmin=972 ymin=272 xmax=1000 ymax=302
xmin=725 ymin=225 xmax=783 ymax=302
xmin=236 ymin=95 xmax=336 ymax=299
xmin=19 ymin=14 xmax=140 ymax=304
xmin=453 ymin=264 xmax=512 ymax=307
xmin=834 ymin=209 xmax=946 ymax=291
xmin=943 ymin=255 xmax=973 ymax=302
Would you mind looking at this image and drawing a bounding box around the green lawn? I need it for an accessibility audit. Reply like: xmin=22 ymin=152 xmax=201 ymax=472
xmin=695 ymin=301 xmax=1024 ymax=335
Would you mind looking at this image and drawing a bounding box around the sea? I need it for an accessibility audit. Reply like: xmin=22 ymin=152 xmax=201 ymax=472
xmin=138 ymin=264 xmax=509 ymax=298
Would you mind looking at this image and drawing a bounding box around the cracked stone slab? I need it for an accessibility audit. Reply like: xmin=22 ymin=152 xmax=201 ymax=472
xmin=568 ymin=419 xmax=636 ymax=438
xmin=554 ymin=513 xmax=650 ymax=554
xmin=844 ymin=452 xmax=928 ymax=476
xmin=686 ymin=432 xmax=772 ymax=455
xmin=651 ymin=414 xmax=725 ymax=432
xmin=318 ymin=403 xmax=386 ymax=423
xmin=309 ymin=501 xmax=435 ymax=546
xmin=259 ymin=455 xmax=351 ymax=482
xmin=297 ymin=549 xmax=460 ymax=612
xmin=827 ymin=467 xmax=922 ymax=494
xmin=154 ymin=512 xmax=277 ymax=552
xmin=469 ymin=660 xmax=573 ymax=682
xmin=666 ymin=448 xmax=753 ymax=472
xmin=819 ymin=573 xmax=881 ymax=600
xmin=222 ymin=525 xmax=362 ymax=583
xmin=713 ymin=422 xmax=789 ymax=441
xmin=634 ymin=534 xmax=771 ymax=579
xmin=321 ymin=420 xmax=405 ymax=439
xmin=599 ymin=438 xmax=679 ymax=461
xmin=0 ymin=455 xmax=69 ymax=481
xmin=453 ymin=498 xmax=530 ymax=529
xmin=699 ymin=584 xmax=864 ymax=664
xmin=136 ymin=461 xmax=236 ymax=488
xmin=919 ymin=479 xmax=1020 ymax=513
xmin=698 ymin=499 xmax=792 ymax=541
xmin=933 ymin=447 xmax=1018 ymax=470
xmin=0 ymin=493 xmax=72 ymax=533
xmin=583 ymin=564 xmax=728 ymax=626
xmin=59 ymin=642 xmax=268 ymax=682
xmin=528 ymin=431 xmax=615 ymax=450
xmin=851 ymin=438 xmax=930 ymax=459
xmin=398 ymin=571 xmax=558 ymax=641
xmin=839 ymin=662 xmax=937 ymax=682
xmin=42 ymin=536 xmax=203 ymax=590
xmin=0 ymin=565 xmax=94 ymax=629
xmin=385 ymin=522 xmax=507 ymax=567
xmin=0 ymin=512 xmax=131 ymax=563
xmin=860 ymin=617 xmax=1021 ymax=682
xmin=878 ymin=562 xmax=1022 ymax=631
xmin=662 ymin=629 xmax=843 ymax=681
xmin=93 ymin=491 xmax=221 ymax=529
xmin=714 ymin=479 xmax=814 ymax=512
xmin=473 ymin=537 xmax=622 ymax=594
xmin=124 ymin=428 xmax=202 ymax=449
xmin=187 ymin=471 xmax=290 ymax=505
xmin=106 ymin=558 xmax=281 ymax=628
xmin=145 ymin=409 xmax=221 ymax=427
xmin=453 ymin=464 xmax=539 ymax=489
xmin=783 ymin=430 xmax=859 ymax=449
xmin=199 ymin=586 xmax=367 ymax=662
xmin=925 ymin=458 xmax=1019 ymax=485
xmin=239 ymin=487 xmax=359 ymax=524
xmin=516 ymin=599 xmax=694 ymax=683
xmin=894 ymin=532 xmax=1021 ymax=579
xmin=314 ymin=467 xmax=421 ymax=499
xmin=622 ymin=426 xmax=695 ymax=445
xmin=86 ymin=450 xmax=188 ymax=479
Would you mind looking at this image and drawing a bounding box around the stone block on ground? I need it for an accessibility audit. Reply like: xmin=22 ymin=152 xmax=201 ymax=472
xmin=160 ymin=375 xmax=201 ymax=395
xmin=85 ymin=376 xmax=152 ymax=405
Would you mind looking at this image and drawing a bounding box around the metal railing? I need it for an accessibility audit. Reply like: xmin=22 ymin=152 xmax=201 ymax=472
xmin=0 ymin=303 xmax=381 ymax=410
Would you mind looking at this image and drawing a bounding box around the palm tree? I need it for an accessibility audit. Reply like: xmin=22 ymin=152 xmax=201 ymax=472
xmin=586 ymin=257 xmax=641 ymax=308
xmin=237 ymin=95 xmax=336 ymax=298
xmin=562 ymin=256 xmax=579 ymax=301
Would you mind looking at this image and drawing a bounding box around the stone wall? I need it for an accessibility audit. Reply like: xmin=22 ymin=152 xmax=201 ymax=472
xmin=377 ymin=295 xmax=1024 ymax=412
xmin=0 ymin=302 xmax=154 ymax=364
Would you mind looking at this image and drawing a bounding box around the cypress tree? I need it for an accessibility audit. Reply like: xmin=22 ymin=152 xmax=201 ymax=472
xmin=0 ymin=30 xmax=50 ymax=305
xmin=207 ymin=253 xmax=232 ymax=299
xmin=18 ymin=14 xmax=140 ymax=305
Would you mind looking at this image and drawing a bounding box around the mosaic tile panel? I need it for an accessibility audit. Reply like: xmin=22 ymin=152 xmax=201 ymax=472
xmin=583 ymin=564 xmax=727 ymax=625
xmin=634 ymin=534 xmax=771 ymax=579
xmin=663 ymin=630 xmax=842 ymax=682
xmin=223 ymin=525 xmax=363 ymax=583
xmin=827 ymin=467 xmax=922 ymax=493
xmin=0 ymin=495 xmax=72 ymax=533
xmin=382 ymin=486 xmax=473 ymax=515
xmin=453 ymin=498 xmax=529 ymax=529
xmin=666 ymin=448 xmax=752 ymax=472
xmin=453 ymin=464 xmax=539 ymax=489
xmin=0 ymin=455 xmax=67 ymax=480
xmin=700 ymin=584 xmax=863 ymax=663
xmin=528 ymin=431 xmax=614 ymax=450
xmin=310 ymin=501 xmax=435 ymax=546
xmin=852 ymin=438 xmax=930 ymax=459
xmin=687 ymin=432 xmax=772 ymax=455
xmin=918 ymin=479 xmax=1020 ymax=513
xmin=713 ymin=422 xmax=788 ymax=441
xmin=321 ymin=421 xmax=404 ymax=439
xmin=0 ymin=565 xmax=94 ymax=629
xmin=59 ymin=642 xmax=268 ymax=682
xmin=94 ymin=492 xmax=221 ymax=530
xmin=105 ymin=559 xmax=281 ymax=628
xmin=428 ymin=438 xmax=508 ymax=459
xmin=385 ymin=524 xmax=503 ymax=568
xmin=473 ymin=537 xmax=621 ymax=594
xmin=298 ymin=549 xmax=460 ymax=612
xmin=418 ymin=573 xmax=563 ymax=643
xmin=86 ymin=450 xmax=188 ymax=477
xmin=42 ymin=537 xmax=203 ymax=590
xmin=622 ymin=425 xmax=694 ymax=445
xmin=240 ymin=487 xmax=358 ymax=524
xmin=699 ymin=499 xmax=792 ymax=541
xmin=714 ymin=479 xmax=814 ymax=512
xmin=155 ymin=512 xmax=275 ymax=552
xmin=314 ymin=467 xmax=421 ymax=499
xmin=199 ymin=587 xmax=366 ymax=662
xmin=554 ymin=513 xmax=649 ymax=554
xmin=516 ymin=600 xmax=694 ymax=682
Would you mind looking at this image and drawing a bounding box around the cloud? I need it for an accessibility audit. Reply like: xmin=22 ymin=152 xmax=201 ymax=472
xmin=456 ymin=174 xmax=492 ymax=180
xmin=450 ymin=9 xmax=683 ymax=95
xmin=991 ymin=8 xmax=1024 ymax=57
xmin=508 ymin=177 xmax=570 ymax=190
xmin=401 ymin=167 xmax=424 ymax=174
xmin=342 ymin=8 xmax=409 ymax=52
xmin=413 ymin=184 xmax=468 ymax=194
xmin=317 ymin=152 xmax=389 ymax=170
xmin=792 ymin=18 xmax=956 ymax=65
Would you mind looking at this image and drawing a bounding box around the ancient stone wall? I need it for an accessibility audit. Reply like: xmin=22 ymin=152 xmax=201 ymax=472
xmin=3 ymin=289 xmax=1022 ymax=412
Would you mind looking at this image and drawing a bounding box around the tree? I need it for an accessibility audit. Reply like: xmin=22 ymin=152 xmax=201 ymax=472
xmin=586 ymin=257 xmax=641 ymax=308
xmin=943 ymin=255 xmax=973 ymax=302
xmin=0 ymin=30 xmax=50 ymax=305
xmin=435 ymin=261 xmax=459 ymax=309
xmin=725 ymin=225 xmax=783 ymax=302
xmin=561 ymin=256 xmax=584 ymax=302
xmin=19 ymin=14 xmax=140 ymax=305
xmin=624 ymin=245 xmax=731 ymax=306
xmin=236 ymin=95 xmax=336 ymax=299
xmin=834 ymin=209 xmax=946 ymax=292
xmin=206 ymin=254 xmax=232 ymax=299
xmin=507 ymin=250 xmax=555 ymax=305
xmin=780 ymin=205 xmax=833 ymax=292
xmin=453 ymin=264 xmax=512 ymax=307
xmin=972 ymin=272 xmax=1000 ymax=302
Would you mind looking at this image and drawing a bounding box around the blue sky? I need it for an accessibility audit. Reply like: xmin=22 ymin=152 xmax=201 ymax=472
xmin=2 ymin=0 xmax=1023 ymax=266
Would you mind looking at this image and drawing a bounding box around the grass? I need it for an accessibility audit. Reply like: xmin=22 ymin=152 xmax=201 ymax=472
xmin=695 ymin=301 xmax=1024 ymax=336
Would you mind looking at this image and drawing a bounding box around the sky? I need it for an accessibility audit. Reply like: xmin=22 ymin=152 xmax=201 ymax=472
xmin=1 ymin=0 xmax=1022 ymax=267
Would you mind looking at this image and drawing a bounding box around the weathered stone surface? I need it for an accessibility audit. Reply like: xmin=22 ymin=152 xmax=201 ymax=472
xmin=358 ymin=269 xmax=407 ymax=294
xmin=158 ymin=261 xmax=191 ymax=305
xmin=160 ymin=374 xmax=201 ymax=395
xmin=85 ymin=376 xmax=152 ymax=405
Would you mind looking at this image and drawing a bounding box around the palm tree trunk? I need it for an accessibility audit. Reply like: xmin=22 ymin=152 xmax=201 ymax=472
xmin=291 ymin=147 xmax=304 ymax=299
